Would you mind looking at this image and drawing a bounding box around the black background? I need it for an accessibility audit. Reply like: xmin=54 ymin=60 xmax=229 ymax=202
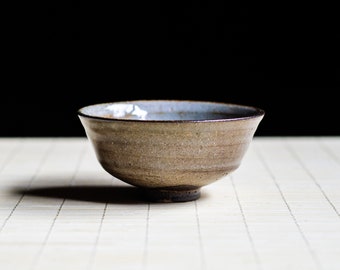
xmin=3 ymin=1 xmax=339 ymax=137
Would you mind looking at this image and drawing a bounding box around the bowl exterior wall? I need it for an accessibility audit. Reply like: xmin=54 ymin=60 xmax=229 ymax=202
xmin=79 ymin=116 xmax=263 ymax=189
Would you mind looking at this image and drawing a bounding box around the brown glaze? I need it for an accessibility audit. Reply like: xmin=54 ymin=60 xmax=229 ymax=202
xmin=78 ymin=100 xmax=265 ymax=202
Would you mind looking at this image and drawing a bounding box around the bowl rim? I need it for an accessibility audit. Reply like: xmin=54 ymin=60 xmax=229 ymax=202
xmin=77 ymin=99 xmax=265 ymax=123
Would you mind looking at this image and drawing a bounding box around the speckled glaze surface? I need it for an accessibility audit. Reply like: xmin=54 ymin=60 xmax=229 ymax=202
xmin=78 ymin=100 xmax=265 ymax=202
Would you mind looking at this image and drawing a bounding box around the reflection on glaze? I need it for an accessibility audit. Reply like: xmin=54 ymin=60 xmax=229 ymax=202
xmin=105 ymin=104 xmax=148 ymax=119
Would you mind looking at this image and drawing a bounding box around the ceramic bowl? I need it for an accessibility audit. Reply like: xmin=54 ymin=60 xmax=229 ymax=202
xmin=77 ymin=100 xmax=265 ymax=202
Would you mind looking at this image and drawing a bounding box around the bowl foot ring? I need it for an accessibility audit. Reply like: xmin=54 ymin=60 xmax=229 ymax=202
xmin=141 ymin=188 xmax=201 ymax=203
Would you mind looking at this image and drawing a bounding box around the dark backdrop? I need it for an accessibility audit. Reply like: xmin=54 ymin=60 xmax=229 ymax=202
xmin=3 ymin=1 xmax=339 ymax=137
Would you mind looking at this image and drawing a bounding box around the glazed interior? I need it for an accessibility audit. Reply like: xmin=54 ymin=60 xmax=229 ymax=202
xmin=78 ymin=100 xmax=264 ymax=121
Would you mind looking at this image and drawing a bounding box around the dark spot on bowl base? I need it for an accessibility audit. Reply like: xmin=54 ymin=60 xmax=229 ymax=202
xmin=141 ymin=188 xmax=201 ymax=203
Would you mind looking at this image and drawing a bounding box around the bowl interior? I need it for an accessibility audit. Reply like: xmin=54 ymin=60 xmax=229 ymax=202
xmin=78 ymin=100 xmax=264 ymax=121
